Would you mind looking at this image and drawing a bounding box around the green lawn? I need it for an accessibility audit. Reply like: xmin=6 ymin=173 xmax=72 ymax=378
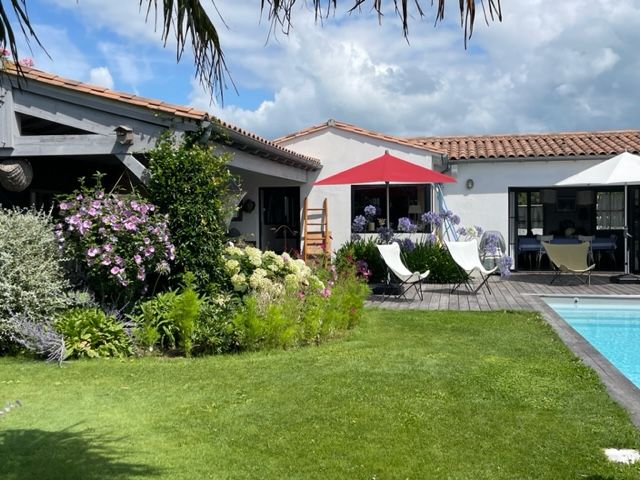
xmin=1 ymin=309 xmax=640 ymax=479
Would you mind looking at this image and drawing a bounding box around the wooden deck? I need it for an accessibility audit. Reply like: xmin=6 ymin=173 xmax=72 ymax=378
xmin=366 ymin=272 xmax=640 ymax=311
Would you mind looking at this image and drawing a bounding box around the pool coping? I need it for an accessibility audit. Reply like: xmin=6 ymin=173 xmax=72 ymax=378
xmin=531 ymin=295 xmax=640 ymax=428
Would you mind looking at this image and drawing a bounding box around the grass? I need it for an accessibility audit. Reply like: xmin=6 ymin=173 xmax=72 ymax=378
xmin=1 ymin=309 xmax=640 ymax=479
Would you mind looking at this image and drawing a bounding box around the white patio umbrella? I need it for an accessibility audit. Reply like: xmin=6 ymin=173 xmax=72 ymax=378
xmin=556 ymin=151 xmax=640 ymax=279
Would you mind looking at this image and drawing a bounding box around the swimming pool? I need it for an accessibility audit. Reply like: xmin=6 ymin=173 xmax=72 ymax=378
xmin=543 ymin=296 xmax=640 ymax=389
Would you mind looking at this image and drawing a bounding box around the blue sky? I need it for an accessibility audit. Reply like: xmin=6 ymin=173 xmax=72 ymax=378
xmin=10 ymin=0 xmax=640 ymax=139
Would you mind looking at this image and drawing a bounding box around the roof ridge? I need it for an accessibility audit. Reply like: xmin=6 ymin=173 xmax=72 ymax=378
xmin=408 ymin=129 xmax=640 ymax=141
xmin=275 ymin=118 xmax=446 ymax=154
xmin=3 ymin=62 xmax=209 ymax=120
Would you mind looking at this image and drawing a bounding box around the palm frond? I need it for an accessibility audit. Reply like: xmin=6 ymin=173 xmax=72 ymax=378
xmin=141 ymin=0 xmax=234 ymax=103
xmin=261 ymin=0 xmax=502 ymax=46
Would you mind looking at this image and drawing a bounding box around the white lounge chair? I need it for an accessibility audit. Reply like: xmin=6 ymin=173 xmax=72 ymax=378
xmin=445 ymin=239 xmax=498 ymax=294
xmin=542 ymin=241 xmax=595 ymax=285
xmin=376 ymin=242 xmax=429 ymax=301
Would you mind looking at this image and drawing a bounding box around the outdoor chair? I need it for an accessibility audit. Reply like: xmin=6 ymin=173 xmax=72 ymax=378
xmin=577 ymin=235 xmax=595 ymax=264
xmin=445 ymin=239 xmax=498 ymax=294
xmin=536 ymin=234 xmax=554 ymax=268
xmin=542 ymin=241 xmax=595 ymax=285
xmin=376 ymin=242 xmax=429 ymax=301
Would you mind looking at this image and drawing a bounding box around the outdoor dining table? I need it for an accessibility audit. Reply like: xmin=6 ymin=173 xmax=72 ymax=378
xmin=517 ymin=236 xmax=617 ymax=268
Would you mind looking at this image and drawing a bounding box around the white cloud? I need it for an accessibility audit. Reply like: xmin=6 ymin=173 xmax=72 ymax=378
xmin=32 ymin=0 xmax=640 ymax=139
xmin=88 ymin=66 xmax=114 ymax=89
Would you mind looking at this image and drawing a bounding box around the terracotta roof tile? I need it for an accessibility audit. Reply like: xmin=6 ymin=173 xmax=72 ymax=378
xmin=217 ymin=119 xmax=321 ymax=170
xmin=4 ymin=64 xmax=209 ymax=120
xmin=3 ymin=63 xmax=320 ymax=170
xmin=274 ymin=119 xmax=446 ymax=154
xmin=408 ymin=130 xmax=640 ymax=160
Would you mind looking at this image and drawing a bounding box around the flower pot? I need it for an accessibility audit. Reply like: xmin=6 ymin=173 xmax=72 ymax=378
xmin=368 ymin=222 xmax=376 ymax=232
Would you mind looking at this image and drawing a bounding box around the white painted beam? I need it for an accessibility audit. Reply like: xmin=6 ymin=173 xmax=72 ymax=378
xmin=219 ymin=145 xmax=308 ymax=183
xmin=0 ymin=79 xmax=17 ymax=149
xmin=115 ymin=153 xmax=150 ymax=185
xmin=3 ymin=132 xmax=159 ymax=157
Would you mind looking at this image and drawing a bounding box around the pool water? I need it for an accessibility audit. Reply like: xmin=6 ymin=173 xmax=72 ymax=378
xmin=544 ymin=296 xmax=640 ymax=388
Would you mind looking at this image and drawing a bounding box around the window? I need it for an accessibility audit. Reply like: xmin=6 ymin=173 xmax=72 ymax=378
xmin=516 ymin=191 xmax=544 ymax=236
xmin=596 ymin=191 xmax=625 ymax=230
xmin=351 ymin=185 xmax=431 ymax=232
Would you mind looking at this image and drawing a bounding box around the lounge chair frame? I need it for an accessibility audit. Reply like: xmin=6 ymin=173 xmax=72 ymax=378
xmin=542 ymin=241 xmax=595 ymax=285
xmin=445 ymin=239 xmax=498 ymax=295
xmin=376 ymin=242 xmax=429 ymax=301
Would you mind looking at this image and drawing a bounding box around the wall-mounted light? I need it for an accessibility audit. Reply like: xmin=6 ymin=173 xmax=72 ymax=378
xmin=465 ymin=178 xmax=474 ymax=190
xmin=114 ymin=125 xmax=134 ymax=145
xmin=450 ymin=164 xmax=459 ymax=177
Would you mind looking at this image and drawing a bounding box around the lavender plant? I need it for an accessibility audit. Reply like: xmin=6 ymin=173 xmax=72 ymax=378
xmin=9 ymin=314 xmax=66 ymax=364
xmin=55 ymin=176 xmax=175 ymax=305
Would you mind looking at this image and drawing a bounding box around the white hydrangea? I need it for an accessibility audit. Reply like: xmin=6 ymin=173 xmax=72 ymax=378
xmin=262 ymin=250 xmax=285 ymax=274
xmin=249 ymin=268 xmax=268 ymax=289
xmin=225 ymin=245 xmax=245 ymax=259
xmin=230 ymin=273 xmax=247 ymax=292
xmin=283 ymin=273 xmax=298 ymax=291
xmin=224 ymin=259 xmax=240 ymax=275
xmin=245 ymin=246 xmax=262 ymax=267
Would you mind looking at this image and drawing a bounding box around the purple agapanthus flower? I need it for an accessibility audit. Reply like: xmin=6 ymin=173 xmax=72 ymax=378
xmin=377 ymin=226 xmax=395 ymax=243
xmin=398 ymin=237 xmax=415 ymax=252
xmin=397 ymin=217 xmax=417 ymax=233
xmin=439 ymin=209 xmax=454 ymax=220
xmin=421 ymin=211 xmax=442 ymax=227
xmin=498 ymin=255 xmax=513 ymax=278
xmin=364 ymin=205 xmax=377 ymax=219
xmin=352 ymin=215 xmax=367 ymax=233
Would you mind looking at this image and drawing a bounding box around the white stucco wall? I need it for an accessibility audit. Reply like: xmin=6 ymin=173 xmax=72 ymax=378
xmin=279 ymin=127 xmax=439 ymax=250
xmin=442 ymin=156 xmax=612 ymax=256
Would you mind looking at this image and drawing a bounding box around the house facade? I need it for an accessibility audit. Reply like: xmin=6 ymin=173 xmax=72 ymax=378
xmin=278 ymin=121 xmax=640 ymax=273
xmin=2 ymin=64 xmax=639 ymax=272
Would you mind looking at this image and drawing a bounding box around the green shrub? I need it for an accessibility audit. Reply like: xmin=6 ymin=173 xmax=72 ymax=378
xmin=147 ymin=133 xmax=235 ymax=289
xmin=192 ymin=293 xmax=240 ymax=355
xmin=232 ymin=266 xmax=369 ymax=351
xmin=130 ymin=274 xmax=203 ymax=356
xmin=403 ymin=241 xmax=467 ymax=283
xmin=334 ymin=238 xmax=386 ymax=283
xmin=0 ymin=207 xmax=69 ymax=353
xmin=54 ymin=307 xmax=132 ymax=359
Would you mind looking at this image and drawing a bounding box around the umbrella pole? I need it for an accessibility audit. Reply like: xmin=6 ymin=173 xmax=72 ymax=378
xmin=386 ymin=182 xmax=390 ymax=230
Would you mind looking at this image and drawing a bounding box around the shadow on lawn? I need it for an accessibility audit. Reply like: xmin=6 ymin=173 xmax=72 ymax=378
xmin=0 ymin=424 xmax=162 ymax=480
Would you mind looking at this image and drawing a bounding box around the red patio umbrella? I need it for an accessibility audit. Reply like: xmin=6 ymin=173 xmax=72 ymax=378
xmin=314 ymin=150 xmax=456 ymax=227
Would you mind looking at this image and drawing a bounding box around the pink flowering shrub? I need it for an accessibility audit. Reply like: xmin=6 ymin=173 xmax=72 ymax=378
xmin=55 ymin=180 xmax=175 ymax=304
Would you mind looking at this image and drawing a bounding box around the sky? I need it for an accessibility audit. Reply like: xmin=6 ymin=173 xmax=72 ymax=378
xmin=9 ymin=0 xmax=640 ymax=140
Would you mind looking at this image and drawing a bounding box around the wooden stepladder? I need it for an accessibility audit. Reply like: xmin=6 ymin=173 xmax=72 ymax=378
xmin=302 ymin=197 xmax=331 ymax=263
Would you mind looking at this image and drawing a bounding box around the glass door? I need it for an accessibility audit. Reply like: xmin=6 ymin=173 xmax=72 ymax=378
xmin=259 ymin=187 xmax=300 ymax=254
